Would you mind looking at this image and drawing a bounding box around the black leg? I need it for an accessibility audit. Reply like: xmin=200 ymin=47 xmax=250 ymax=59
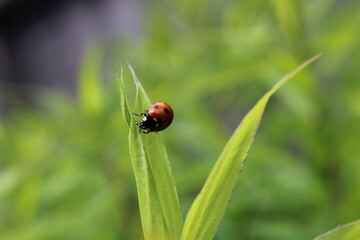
xmin=134 ymin=109 xmax=148 ymax=117
xmin=134 ymin=112 xmax=146 ymax=117
xmin=134 ymin=110 xmax=150 ymax=134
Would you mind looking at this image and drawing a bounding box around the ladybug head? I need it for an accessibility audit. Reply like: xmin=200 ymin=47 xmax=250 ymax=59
xmin=138 ymin=114 xmax=156 ymax=134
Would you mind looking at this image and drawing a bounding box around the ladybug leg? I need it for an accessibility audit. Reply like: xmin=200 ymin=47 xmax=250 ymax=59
xmin=134 ymin=112 xmax=146 ymax=117
xmin=134 ymin=110 xmax=151 ymax=134
xmin=134 ymin=110 xmax=148 ymax=117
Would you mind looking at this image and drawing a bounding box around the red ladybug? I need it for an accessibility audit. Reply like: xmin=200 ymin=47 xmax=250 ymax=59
xmin=134 ymin=102 xmax=174 ymax=134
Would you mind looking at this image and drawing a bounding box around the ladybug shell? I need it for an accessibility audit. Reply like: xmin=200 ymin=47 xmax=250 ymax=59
xmin=147 ymin=102 xmax=174 ymax=132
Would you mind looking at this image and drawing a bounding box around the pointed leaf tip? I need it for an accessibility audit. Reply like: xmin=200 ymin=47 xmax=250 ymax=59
xmin=181 ymin=53 xmax=323 ymax=240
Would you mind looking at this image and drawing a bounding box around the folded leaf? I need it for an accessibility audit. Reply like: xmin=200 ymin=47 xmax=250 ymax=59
xmin=129 ymin=65 xmax=183 ymax=240
xmin=118 ymin=65 xmax=183 ymax=240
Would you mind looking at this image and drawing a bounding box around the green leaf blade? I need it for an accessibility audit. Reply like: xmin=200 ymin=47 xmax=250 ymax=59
xmin=119 ymin=66 xmax=166 ymax=240
xmin=127 ymin=65 xmax=183 ymax=240
xmin=116 ymin=66 xmax=132 ymax=127
xmin=181 ymin=53 xmax=323 ymax=240
xmin=143 ymin=133 xmax=183 ymax=239
xmin=129 ymin=120 xmax=165 ymax=240
xmin=313 ymin=219 xmax=360 ymax=240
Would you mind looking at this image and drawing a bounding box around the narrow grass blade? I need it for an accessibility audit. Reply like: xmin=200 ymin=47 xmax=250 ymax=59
xmin=181 ymin=53 xmax=323 ymax=240
xmin=116 ymin=66 xmax=132 ymax=127
xmin=313 ymin=219 xmax=360 ymax=240
xmin=129 ymin=119 xmax=166 ymax=240
xmin=128 ymin=64 xmax=183 ymax=240
xmin=117 ymin=67 xmax=165 ymax=240
xmin=78 ymin=45 xmax=104 ymax=116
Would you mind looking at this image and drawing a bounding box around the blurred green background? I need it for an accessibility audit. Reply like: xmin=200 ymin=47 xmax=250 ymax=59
xmin=1 ymin=0 xmax=360 ymax=239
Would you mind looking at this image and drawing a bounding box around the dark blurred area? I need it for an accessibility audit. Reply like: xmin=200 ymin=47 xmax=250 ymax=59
xmin=0 ymin=0 xmax=140 ymax=113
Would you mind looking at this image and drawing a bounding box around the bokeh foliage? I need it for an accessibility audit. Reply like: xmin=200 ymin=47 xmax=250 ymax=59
xmin=1 ymin=0 xmax=360 ymax=239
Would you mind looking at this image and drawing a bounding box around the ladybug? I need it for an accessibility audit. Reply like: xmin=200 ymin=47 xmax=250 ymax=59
xmin=134 ymin=101 xmax=174 ymax=134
